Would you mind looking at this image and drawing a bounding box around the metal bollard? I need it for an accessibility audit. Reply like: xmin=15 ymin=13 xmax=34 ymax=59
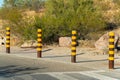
xmin=71 ymin=30 xmax=77 ymax=63
xmin=6 ymin=27 xmax=10 ymax=53
xmin=37 ymin=29 xmax=42 ymax=58
xmin=109 ymin=32 xmax=115 ymax=69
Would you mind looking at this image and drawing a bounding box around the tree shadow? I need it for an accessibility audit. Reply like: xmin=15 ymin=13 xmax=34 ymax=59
xmin=77 ymin=59 xmax=108 ymax=63
xmin=114 ymin=67 xmax=120 ymax=69
xmin=77 ymin=58 xmax=119 ymax=63
xmin=77 ymin=53 xmax=85 ymax=56
xmin=12 ymin=49 xmax=52 ymax=54
xmin=42 ymin=49 xmax=52 ymax=52
xmin=0 ymin=65 xmax=46 ymax=78
xmin=43 ymin=53 xmax=85 ymax=58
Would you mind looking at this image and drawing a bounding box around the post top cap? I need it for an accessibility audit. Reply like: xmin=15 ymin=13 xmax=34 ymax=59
xmin=6 ymin=27 xmax=10 ymax=30
xmin=38 ymin=29 xmax=42 ymax=32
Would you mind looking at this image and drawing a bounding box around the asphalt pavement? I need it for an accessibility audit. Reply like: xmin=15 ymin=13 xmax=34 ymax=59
xmin=0 ymin=46 xmax=120 ymax=80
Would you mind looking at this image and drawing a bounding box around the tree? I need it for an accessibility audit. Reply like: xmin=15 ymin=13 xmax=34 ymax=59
xmin=3 ymin=0 xmax=16 ymax=7
xmin=0 ymin=0 xmax=107 ymax=44
xmin=0 ymin=0 xmax=45 ymax=41
xmin=42 ymin=0 xmax=106 ymax=40
xmin=3 ymin=0 xmax=45 ymax=11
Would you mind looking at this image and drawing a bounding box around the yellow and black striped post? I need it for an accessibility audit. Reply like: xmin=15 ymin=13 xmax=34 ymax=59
xmin=109 ymin=32 xmax=115 ymax=69
xmin=71 ymin=30 xmax=77 ymax=63
xmin=6 ymin=27 xmax=10 ymax=53
xmin=37 ymin=29 xmax=42 ymax=58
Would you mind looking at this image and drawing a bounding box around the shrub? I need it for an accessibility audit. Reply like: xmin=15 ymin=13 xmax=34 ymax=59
xmin=0 ymin=0 xmax=107 ymax=44
xmin=41 ymin=0 xmax=106 ymax=41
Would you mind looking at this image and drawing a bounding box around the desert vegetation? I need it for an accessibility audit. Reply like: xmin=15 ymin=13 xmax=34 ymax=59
xmin=0 ymin=0 xmax=120 ymax=44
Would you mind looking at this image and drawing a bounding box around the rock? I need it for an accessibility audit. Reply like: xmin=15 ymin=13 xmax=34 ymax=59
xmin=95 ymin=32 xmax=119 ymax=50
xmin=59 ymin=37 xmax=71 ymax=47
xmin=21 ymin=40 xmax=37 ymax=48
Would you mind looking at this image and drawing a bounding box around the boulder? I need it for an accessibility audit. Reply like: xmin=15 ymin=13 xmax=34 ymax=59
xmin=21 ymin=40 xmax=37 ymax=48
xmin=95 ymin=32 xmax=119 ymax=50
xmin=59 ymin=37 xmax=71 ymax=47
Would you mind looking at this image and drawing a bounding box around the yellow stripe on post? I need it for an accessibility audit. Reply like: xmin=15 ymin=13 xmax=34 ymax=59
xmin=109 ymin=51 xmax=114 ymax=54
xmin=71 ymin=52 xmax=76 ymax=56
xmin=71 ymin=47 xmax=76 ymax=50
xmin=6 ymin=27 xmax=10 ymax=30
xmin=6 ymin=41 xmax=10 ymax=43
xmin=109 ymin=39 xmax=114 ymax=42
xmin=109 ymin=57 xmax=114 ymax=60
xmin=37 ymin=43 xmax=42 ymax=46
xmin=72 ymin=42 xmax=76 ymax=45
xmin=6 ymin=36 xmax=10 ymax=39
xmin=37 ymin=48 xmax=42 ymax=51
xmin=109 ymin=45 xmax=114 ymax=48
xmin=72 ymin=36 xmax=76 ymax=40
xmin=6 ymin=45 xmax=10 ymax=48
xmin=6 ymin=32 xmax=10 ymax=34
xmin=38 ymin=34 xmax=42 ymax=37
xmin=37 ymin=39 xmax=42 ymax=42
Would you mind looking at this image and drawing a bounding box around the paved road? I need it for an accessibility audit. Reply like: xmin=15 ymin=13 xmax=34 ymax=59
xmin=0 ymin=54 xmax=92 ymax=80
xmin=0 ymin=55 xmax=120 ymax=80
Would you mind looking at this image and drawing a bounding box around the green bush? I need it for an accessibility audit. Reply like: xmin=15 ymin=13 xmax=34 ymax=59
xmin=40 ymin=0 xmax=106 ymax=41
xmin=0 ymin=0 xmax=107 ymax=44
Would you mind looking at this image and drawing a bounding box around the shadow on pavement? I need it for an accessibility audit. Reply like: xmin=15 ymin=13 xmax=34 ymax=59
xmin=114 ymin=67 xmax=120 ymax=70
xmin=77 ymin=57 xmax=120 ymax=63
xmin=11 ymin=49 xmax=52 ymax=54
xmin=0 ymin=65 xmax=46 ymax=78
xmin=43 ymin=49 xmax=52 ymax=52
xmin=43 ymin=53 xmax=85 ymax=58
xmin=77 ymin=59 xmax=108 ymax=63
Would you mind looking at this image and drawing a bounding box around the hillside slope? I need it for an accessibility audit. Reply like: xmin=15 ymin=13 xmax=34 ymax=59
xmin=94 ymin=0 xmax=120 ymax=23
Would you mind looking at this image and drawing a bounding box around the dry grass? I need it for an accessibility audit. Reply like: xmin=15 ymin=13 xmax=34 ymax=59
xmin=78 ymin=40 xmax=95 ymax=48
